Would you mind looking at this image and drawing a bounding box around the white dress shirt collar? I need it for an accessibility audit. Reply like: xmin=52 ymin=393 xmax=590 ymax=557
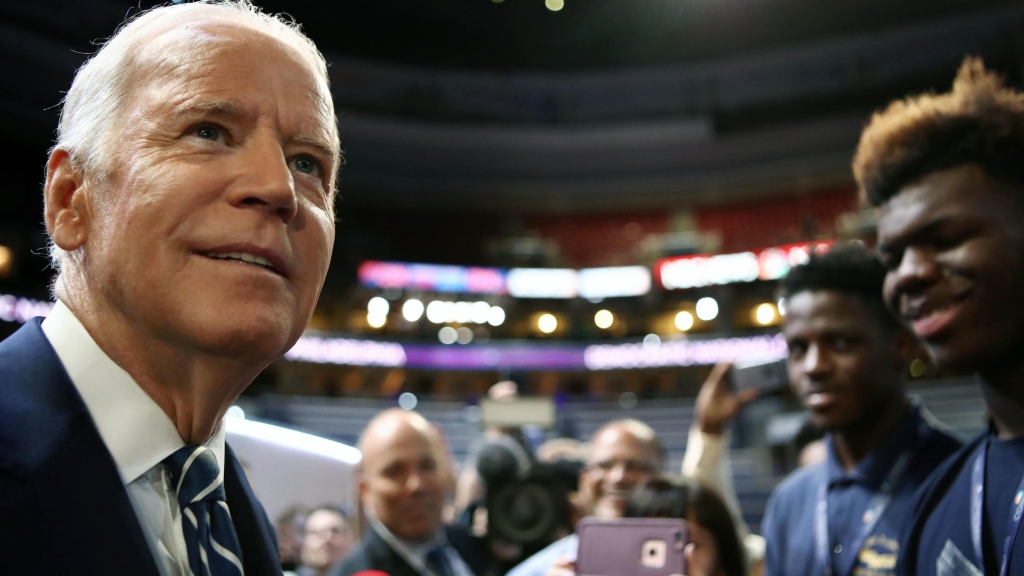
xmin=369 ymin=515 xmax=444 ymax=569
xmin=41 ymin=300 xmax=226 ymax=485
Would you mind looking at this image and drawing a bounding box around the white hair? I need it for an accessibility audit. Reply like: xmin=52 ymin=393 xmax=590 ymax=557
xmin=49 ymin=0 xmax=336 ymax=295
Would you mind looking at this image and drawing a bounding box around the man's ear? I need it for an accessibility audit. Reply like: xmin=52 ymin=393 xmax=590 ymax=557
xmin=357 ymin=469 xmax=370 ymax=511
xmin=44 ymin=149 xmax=90 ymax=253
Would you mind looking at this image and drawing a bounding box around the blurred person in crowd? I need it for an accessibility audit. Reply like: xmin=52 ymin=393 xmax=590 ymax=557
xmin=536 ymin=438 xmax=586 ymax=465
xmin=330 ymin=409 xmax=492 ymax=576
xmin=859 ymin=57 xmax=1024 ymax=576
xmin=626 ymin=476 xmax=747 ymax=576
xmin=538 ymin=476 xmax=746 ymax=576
xmin=0 ymin=1 xmax=340 ymax=574
xmin=295 ymin=506 xmax=355 ymax=576
xmin=761 ymin=246 xmax=962 ymax=576
xmin=279 ymin=505 xmax=314 ymax=571
xmin=682 ymin=363 xmax=766 ymax=574
xmin=505 ymin=419 xmax=664 ymax=576
xmin=455 ymin=380 xmax=528 ymax=514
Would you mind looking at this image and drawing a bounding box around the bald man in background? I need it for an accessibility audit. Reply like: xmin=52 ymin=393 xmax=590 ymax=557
xmin=330 ymin=410 xmax=492 ymax=576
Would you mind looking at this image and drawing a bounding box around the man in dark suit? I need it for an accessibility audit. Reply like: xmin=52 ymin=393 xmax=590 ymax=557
xmin=331 ymin=410 xmax=492 ymax=576
xmin=0 ymin=1 xmax=341 ymax=574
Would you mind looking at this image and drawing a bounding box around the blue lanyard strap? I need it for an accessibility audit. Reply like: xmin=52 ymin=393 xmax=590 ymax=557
xmin=815 ymin=417 xmax=934 ymax=576
xmin=815 ymin=450 xmax=913 ymax=576
xmin=969 ymin=437 xmax=1024 ymax=576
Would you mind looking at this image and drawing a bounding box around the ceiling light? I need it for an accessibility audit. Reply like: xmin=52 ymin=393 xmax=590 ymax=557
xmin=754 ymin=303 xmax=777 ymax=326
xmin=438 ymin=326 xmax=458 ymax=344
xmin=471 ymin=301 xmax=491 ymax=324
xmin=367 ymin=296 xmax=389 ymax=317
xmin=675 ymin=311 xmax=694 ymax=331
xmin=426 ymin=300 xmax=448 ymax=324
xmin=695 ymin=297 xmax=718 ymax=321
xmin=538 ymin=313 xmax=558 ymax=334
xmin=402 ymin=299 xmax=424 ymax=322
xmin=488 ymin=306 xmax=506 ymax=327
xmin=367 ymin=312 xmax=386 ymax=328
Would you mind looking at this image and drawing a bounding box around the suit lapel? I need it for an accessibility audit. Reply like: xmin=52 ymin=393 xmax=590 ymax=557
xmin=0 ymin=319 xmax=161 ymax=575
xmin=365 ymin=523 xmax=424 ymax=576
xmin=224 ymin=443 xmax=283 ymax=576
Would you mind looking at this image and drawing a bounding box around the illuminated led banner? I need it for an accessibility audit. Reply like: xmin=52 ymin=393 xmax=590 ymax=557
xmin=655 ymin=241 xmax=833 ymax=290
xmin=578 ymin=266 xmax=651 ymax=299
xmin=583 ymin=334 xmax=786 ymax=370
xmin=507 ymin=266 xmax=652 ymax=299
xmin=283 ymin=333 xmax=785 ymax=370
xmin=284 ymin=335 xmax=408 ymax=367
xmin=507 ymin=268 xmax=578 ymax=299
xmin=358 ymin=261 xmax=507 ymax=294
xmin=0 ymin=293 xmax=55 ymax=323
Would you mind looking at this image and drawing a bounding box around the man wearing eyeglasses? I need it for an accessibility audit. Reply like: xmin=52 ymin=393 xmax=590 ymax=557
xmin=505 ymin=420 xmax=664 ymax=576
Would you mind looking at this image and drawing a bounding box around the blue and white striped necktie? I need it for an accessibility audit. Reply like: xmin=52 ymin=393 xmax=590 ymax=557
xmin=164 ymin=445 xmax=245 ymax=576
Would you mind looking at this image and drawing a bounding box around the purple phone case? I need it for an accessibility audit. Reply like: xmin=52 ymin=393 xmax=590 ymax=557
xmin=575 ymin=518 xmax=688 ymax=576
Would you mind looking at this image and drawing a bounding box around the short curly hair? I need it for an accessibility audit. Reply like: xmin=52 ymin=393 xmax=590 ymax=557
xmin=853 ymin=57 xmax=1024 ymax=207
xmin=781 ymin=244 xmax=902 ymax=333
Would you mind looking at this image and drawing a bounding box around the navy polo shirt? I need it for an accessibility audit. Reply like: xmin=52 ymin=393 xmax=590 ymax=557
xmin=762 ymin=406 xmax=962 ymax=576
xmin=903 ymin=430 xmax=1024 ymax=576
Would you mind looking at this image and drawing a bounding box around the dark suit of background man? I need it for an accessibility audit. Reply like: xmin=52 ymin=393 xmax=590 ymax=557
xmin=0 ymin=1 xmax=342 ymax=574
xmin=860 ymin=57 xmax=1024 ymax=576
xmin=330 ymin=409 xmax=492 ymax=576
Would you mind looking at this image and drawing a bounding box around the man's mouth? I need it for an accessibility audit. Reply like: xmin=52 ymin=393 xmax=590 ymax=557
xmin=805 ymin=390 xmax=842 ymax=411
xmin=201 ymin=248 xmax=286 ymax=276
xmin=905 ymin=294 xmax=969 ymax=339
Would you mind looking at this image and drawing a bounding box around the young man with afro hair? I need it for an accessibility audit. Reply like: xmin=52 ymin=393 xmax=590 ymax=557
xmin=858 ymin=57 xmax=1024 ymax=576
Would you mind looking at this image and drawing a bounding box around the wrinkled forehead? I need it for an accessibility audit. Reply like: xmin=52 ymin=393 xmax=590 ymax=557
xmin=126 ymin=16 xmax=338 ymax=149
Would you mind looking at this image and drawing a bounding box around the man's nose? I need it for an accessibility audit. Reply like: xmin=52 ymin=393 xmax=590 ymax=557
xmin=889 ymin=246 xmax=941 ymax=296
xmin=229 ymin=132 xmax=299 ymax=223
xmin=607 ymin=462 xmax=629 ymax=484
xmin=802 ymin=344 xmax=831 ymax=378
xmin=405 ymin=470 xmax=425 ymax=493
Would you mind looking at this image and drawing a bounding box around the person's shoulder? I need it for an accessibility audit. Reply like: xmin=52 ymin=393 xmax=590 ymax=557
xmin=0 ymin=319 xmax=82 ymax=478
xmin=763 ymin=462 xmax=825 ymax=526
xmin=329 ymin=533 xmax=385 ymax=576
xmin=918 ymin=409 xmax=966 ymax=459
xmin=770 ymin=461 xmax=825 ymax=503
xmin=913 ymin=432 xmax=984 ymax=510
xmin=444 ymin=524 xmax=493 ymax=575
xmin=897 ymin=432 xmax=986 ymax=575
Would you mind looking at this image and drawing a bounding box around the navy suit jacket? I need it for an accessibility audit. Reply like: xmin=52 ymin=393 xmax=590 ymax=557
xmin=0 ymin=318 xmax=282 ymax=575
xmin=329 ymin=523 xmax=494 ymax=576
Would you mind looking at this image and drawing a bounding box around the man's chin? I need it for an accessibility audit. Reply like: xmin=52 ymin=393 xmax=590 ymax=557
xmin=924 ymin=336 xmax=995 ymax=375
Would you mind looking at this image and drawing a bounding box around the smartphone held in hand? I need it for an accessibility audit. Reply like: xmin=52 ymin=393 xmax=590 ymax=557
xmin=729 ymin=358 xmax=789 ymax=394
xmin=576 ymin=518 xmax=689 ymax=576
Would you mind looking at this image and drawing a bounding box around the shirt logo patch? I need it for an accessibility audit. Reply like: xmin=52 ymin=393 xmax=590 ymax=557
xmin=853 ymin=535 xmax=898 ymax=576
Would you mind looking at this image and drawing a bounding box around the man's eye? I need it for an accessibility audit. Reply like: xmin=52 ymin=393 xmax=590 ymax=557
xmin=290 ymin=155 xmax=322 ymax=177
xmin=195 ymin=125 xmax=222 ymax=142
xmin=832 ymin=337 xmax=852 ymax=350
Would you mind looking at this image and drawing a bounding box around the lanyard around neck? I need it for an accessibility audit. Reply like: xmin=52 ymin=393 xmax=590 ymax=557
xmin=815 ymin=449 xmax=912 ymax=576
xmin=814 ymin=418 xmax=932 ymax=576
xmin=969 ymin=434 xmax=1024 ymax=576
